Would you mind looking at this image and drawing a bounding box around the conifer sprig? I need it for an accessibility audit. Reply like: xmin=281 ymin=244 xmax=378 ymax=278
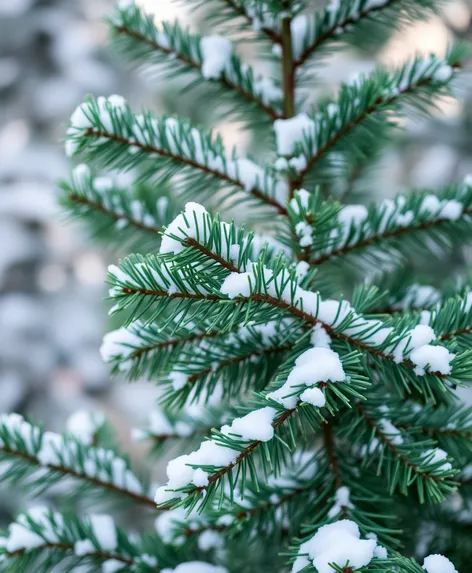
xmin=293 ymin=0 xmax=440 ymax=68
xmin=65 ymin=96 xmax=288 ymax=215
xmin=110 ymin=2 xmax=284 ymax=120
xmin=0 ymin=414 xmax=155 ymax=510
xmin=286 ymin=184 xmax=472 ymax=266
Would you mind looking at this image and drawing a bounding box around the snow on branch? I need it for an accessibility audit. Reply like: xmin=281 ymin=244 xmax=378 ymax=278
xmin=291 ymin=518 xmax=387 ymax=573
xmin=0 ymin=508 xmax=163 ymax=572
xmin=287 ymin=185 xmax=472 ymax=266
xmin=60 ymin=164 xmax=178 ymax=250
xmin=291 ymin=0 xmax=439 ymax=67
xmin=111 ymin=2 xmax=283 ymax=119
xmin=220 ymin=0 xmax=282 ymax=42
xmin=153 ymin=341 xmax=365 ymax=508
xmin=0 ymin=413 xmax=155 ymax=509
xmin=156 ymin=449 xmax=324 ymax=543
xmin=65 ymin=96 xmax=288 ymax=214
xmin=349 ymin=402 xmax=457 ymax=503
xmin=107 ymin=204 xmax=469 ymax=401
xmin=273 ymin=49 xmax=463 ymax=183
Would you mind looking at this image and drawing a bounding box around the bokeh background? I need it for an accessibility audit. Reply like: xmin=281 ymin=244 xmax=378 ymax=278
xmin=1 ymin=0 xmax=472 ymax=522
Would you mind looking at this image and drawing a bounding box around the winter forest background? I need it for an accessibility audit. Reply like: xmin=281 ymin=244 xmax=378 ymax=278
xmin=2 ymin=0 xmax=472 ymax=529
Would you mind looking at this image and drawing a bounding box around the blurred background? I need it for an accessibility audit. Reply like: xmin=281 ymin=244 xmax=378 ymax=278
xmin=1 ymin=0 xmax=472 ymax=522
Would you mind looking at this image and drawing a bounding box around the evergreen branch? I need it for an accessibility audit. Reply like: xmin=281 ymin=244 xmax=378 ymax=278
xmin=283 ymin=49 xmax=464 ymax=186
xmin=0 ymin=509 xmax=170 ymax=573
xmin=65 ymin=96 xmax=288 ymax=215
xmin=349 ymin=403 xmax=457 ymax=502
xmin=110 ymin=2 xmax=283 ymax=120
xmin=0 ymin=414 xmax=156 ymax=510
xmin=287 ymin=185 xmax=472 ymax=267
xmin=154 ymin=343 xmax=367 ymax=507
xmin=108 ymin=212 xmax=468 ymax=401
xmin=292 ymin=0 xmax=439 ymax=68
xmin=60 ymin=164 xmax=179 ymax=251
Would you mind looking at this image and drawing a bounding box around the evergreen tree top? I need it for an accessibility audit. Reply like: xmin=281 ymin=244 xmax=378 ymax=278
xmin=2 ymin=0 xmax=472 ymax=572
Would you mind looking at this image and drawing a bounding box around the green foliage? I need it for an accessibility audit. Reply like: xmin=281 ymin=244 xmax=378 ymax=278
xmin=4 ymin=0 xmax=472 ymax=572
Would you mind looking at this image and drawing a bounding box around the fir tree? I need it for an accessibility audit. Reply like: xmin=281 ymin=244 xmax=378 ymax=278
xmin=2 ymin=1 xmax=472 ymax=572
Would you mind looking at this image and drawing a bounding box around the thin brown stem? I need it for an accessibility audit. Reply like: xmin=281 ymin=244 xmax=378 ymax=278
xmin=281 ymin=17 xmax=295 ymax=120
xmin=440 ymin=324 xmax=472 ymax=341
xmin=129 ymin=329 xmax=221 ymax=361
xmin=323 ymin=423 xmax=342 ymax=490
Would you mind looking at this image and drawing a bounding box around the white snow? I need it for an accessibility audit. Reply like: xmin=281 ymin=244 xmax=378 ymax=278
xmin=220 ymin=270 xmax=254 ymax=298
xmin=100 ymin=325 xmax=142 ymax=365
xmin=102 ymin=560 xmax=126 ymax=573
xmin=295 ymin=221 xmax=313 ymax=247
xmin=66 ymin=410 xmax=105 ymax=445
xmin=90 ymin=515 xmax=117 ymax=551
xmin=327 ymin=486 xmax=354 ymax=518
xmin=300 ymin=387 xmax=326 ymax=408
xmin=378 ymin=419 xmax=403 ymax=445
xmin=423 ymin=554 xmax=458 ymax=573
xmin=290 ymin=189 xmax=310 ymax=214
xmin=392 ymin=325 xmax=435 ymax=364
xmin=155 ymin=508 xmax=189 ymax=544
xmin=432 ymin=64 xmax=453 ymax=83
xmin=221 ymin=407 xmax=277 ymax=442
xmin=34 ymin=429 xmax=144 ymax=496
xmin=253 ymin=76 xmax=283 ymax=105
xmin=290 ymin=15 xmax=309 ymax=60
xmin=200 ymin=36 xmax=232 ymax=79
xmin=160 ymin=202 xmax=208 ymax=254
xmin=310 ymin=325 xmax=331 ymax=348
xmin=6 ymin=522 xmax=44 ymax=552
xmin=422 ymin=448 xmax=452 ymax=472
xmin=394 ymin=284 xmax=440 ymax=311
xmin=169 ymin=371 xmax=189 ymax=392
xmin=4 ymin=508 xmax=67 ymax=553
xmin=198 ymin=530 xmax=224 ymax=551
xmin=292 ymin=520 xmax=379 ymax=573
xmin=273 ymin=113 xmax=314 ymax=156
xmin=410 ymin=344 xmax=455 ymax=375
xmin=161 ymin=563 xmax=228 ymax=573
xmin=267 ymin=347 xmax=345 ymax=409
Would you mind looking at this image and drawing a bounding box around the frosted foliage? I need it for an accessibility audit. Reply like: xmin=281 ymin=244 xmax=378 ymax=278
xmin=155 ymin=408 xmax=277 ymax=502
xmin=292 ymin=520 xmax=382 ymax=573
